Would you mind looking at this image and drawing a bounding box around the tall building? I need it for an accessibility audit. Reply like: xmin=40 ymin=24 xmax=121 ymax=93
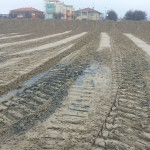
xmin=44 ymin=0 xmax=74 ymax=20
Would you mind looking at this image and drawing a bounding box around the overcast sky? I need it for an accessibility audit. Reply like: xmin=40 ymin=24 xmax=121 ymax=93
xmin=0 ymin=0 xmax=150 ymax=18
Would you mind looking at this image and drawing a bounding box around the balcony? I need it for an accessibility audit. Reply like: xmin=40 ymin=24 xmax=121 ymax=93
xmin=46 ymin=3 xmax=55 ymax=8
xmin=46 ymin=9 xmax=54 ymax=14
xmin=66 ymin=12 xmax=71 ymax=17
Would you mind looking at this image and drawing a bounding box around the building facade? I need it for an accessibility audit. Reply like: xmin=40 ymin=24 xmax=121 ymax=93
xmin=45 ymin=0 xmax=74 ymax=20
xmin=74 ymin=8 xmax=102 ymax=21
xmin=10 ymin=8 xmax=44 ymax=19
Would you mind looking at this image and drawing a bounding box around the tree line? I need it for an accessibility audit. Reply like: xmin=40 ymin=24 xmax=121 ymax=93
xmin=106 ymin=10 xmax=147 ymax=21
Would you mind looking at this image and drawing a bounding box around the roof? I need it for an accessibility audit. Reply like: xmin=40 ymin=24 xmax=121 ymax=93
xmin=10 ymin=8 xmax=43 ymax=13
xmin=75 ymin=8 xmax=101 ymax=14
xmin=65 ymin=5 xmax=73 ymax=7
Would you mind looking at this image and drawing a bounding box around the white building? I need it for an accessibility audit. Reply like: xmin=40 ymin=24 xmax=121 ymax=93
xmin=45 ymin=0 xmax=74 ymax=20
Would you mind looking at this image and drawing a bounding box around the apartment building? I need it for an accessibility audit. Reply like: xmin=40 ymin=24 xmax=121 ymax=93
xmin=45 ymin=0 xmax=74 ymax=20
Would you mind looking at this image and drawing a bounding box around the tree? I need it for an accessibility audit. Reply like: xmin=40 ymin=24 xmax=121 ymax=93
xmin=124 ymin=10 xmax=133 ymax=20
xmin=125 ymin=10 xmax=147 ymax=21
xmin=53 ymin=13 xmax=64 ymax=19
xmin=106 ymin=10 xmax=118 ymax=21
xmin=9 ymin=12 xmax=17 ymax=18
xmin=37 ymin=13 xmax=45 ymax=19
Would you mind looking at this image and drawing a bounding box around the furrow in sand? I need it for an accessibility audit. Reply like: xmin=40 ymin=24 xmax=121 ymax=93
xmin=0 ymin=59 xmax=112 ymax=150
xmin=0 ymin=33 xmax=113 ymax=150
xmin=97 ymin=32 xmax=111 ymax=52
xmin=0 ymin=44 xmax=74 ymax=86
xmin=0 ymin=31 xmax=71 ymax=48
xmin=124 ymin=33 xmax=150 ymax=56
xmin=0 ymin=33 xmax=32 ymax=40
xmin=10 ymin=32 xmax=86 ymax=55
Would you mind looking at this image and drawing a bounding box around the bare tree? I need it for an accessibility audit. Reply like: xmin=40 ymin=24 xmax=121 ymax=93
xmin=106 ymin=10 xmax=118 ymax=21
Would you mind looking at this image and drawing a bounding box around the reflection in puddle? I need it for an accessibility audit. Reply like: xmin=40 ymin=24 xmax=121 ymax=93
xmin=74 ymin=63 xmax=110 ymax=87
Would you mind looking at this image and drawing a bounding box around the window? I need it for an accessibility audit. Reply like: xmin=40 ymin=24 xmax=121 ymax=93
xmin=83 ymin=12 xmax=87 ymax=16
xmin=90 ymin=12 xmax=94 ymax=16
xmin=77 ymin=12 xmax=81 ymax=16
xmin=48 ymin=7 xmax=53 ymax=10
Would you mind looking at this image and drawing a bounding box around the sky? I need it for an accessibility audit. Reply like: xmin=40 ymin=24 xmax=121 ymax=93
xmin=0 ymin=0 xmax=150 ymax=18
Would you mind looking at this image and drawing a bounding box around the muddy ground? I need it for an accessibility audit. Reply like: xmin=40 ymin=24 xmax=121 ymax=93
xmin=0 ymin=19 xmax=150 ymax=150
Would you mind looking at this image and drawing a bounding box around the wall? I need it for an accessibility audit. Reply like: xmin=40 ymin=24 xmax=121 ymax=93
xmin=75 ymin=12 xmax=100 ymax=21
xmin=55 ymin=2 xmax=66 ymax=19
xmin=66 ymin=6 xmax=74 ymax=20
xmin=88 ymin=12 xmax=100 ymax=20
xmin=45 ymin=2 xmax=55 ymax=19
xmin=32 ymin=12 xmax=44 ymax=19
xmin=44 ymin=0 xmax=74 ymax=20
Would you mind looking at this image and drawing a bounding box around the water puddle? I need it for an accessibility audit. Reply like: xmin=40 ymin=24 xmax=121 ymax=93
xmin=74 ymin=63 xmax=110 ymax=87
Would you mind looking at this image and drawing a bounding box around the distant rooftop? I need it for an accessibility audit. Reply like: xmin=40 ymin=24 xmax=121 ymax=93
xmin=10 ymin=8 xmax=43 ymax=13
xmin=65 ymin=5 xmax=73 ymax=7
xmin=75 ymin=8 xmax=101 ymax=14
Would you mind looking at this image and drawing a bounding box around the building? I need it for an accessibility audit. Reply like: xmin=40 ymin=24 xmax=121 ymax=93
xmin=66 ymin=5 xmax=74 ymax=20
xmin=74 ymin=8 xmax=102 ymax=21
xmin=45 ymin=0 xmax=74 ymax=20
xmin=10 ymin=8 xmax=44 ymax=19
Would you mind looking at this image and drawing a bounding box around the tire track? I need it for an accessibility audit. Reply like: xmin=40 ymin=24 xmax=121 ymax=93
xmin=0 ymin=32 xmax=112 ymax=150
xmin=0 ymin=58 xmax=87 ymax=141
xmin=0 ymin=44 xmax=73 ymax=85
xmin=93 ymin=29 xmax=150 ymax=150
xmin=0 ymin=58 xmax=112 ymax=150
xmin=0 ymin=30 xmax=97 ymax=95
xmin=0 ymin=30 xmax=100 ymax=145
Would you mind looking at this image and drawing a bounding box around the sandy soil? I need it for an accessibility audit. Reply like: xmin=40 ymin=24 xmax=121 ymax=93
xmin=10 ymin=32 xmax=86 ymax=55
xmin=124 ymin=33 xmax=150 ymax=56
xmin=0 ymin=20 xmax=150 ymax=150
xmin=0 ymin=31 xmax=71 ymax=48
xmin=0 ymin=33 xmax=32 ymax=40
xmin=97 ymin=32 xmax=111 ymax=51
